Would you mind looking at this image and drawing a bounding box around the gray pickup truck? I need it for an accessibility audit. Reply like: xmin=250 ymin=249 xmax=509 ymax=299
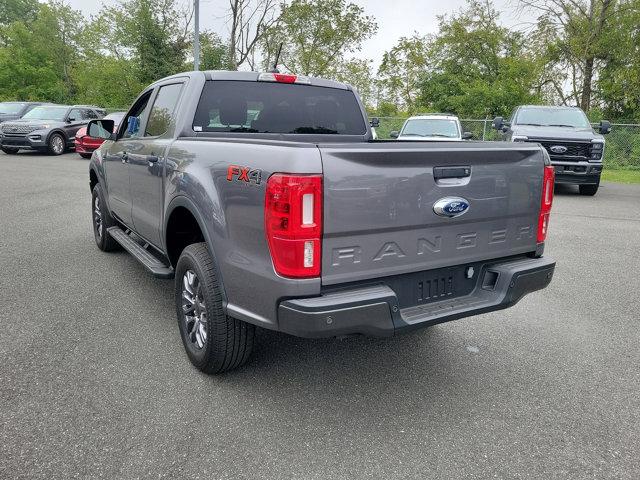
xmin=88 ymin=71 xmax=556 ymax=373
xmin=493 ymin=105 xmax=611 ymax=196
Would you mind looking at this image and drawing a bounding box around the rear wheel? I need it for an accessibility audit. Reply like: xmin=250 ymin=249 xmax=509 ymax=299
xmin=79 ymin=153 xmax=92 ymax=159
xmin=1 ymin=147 xmax=19 ymax=154
xmin=579 ymin=183 xmax=599 ymax=196
xmin=47 ymin=133 xmax=66 ymax=155
xmin=175 ymin=243 xmax=255 ymax=374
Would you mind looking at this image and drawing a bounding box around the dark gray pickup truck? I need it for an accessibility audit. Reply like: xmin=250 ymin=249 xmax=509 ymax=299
xmin=88 ymin=71 xmax=556 ymax=373
xmin=493 ymin=105 xmax=611 ymax=196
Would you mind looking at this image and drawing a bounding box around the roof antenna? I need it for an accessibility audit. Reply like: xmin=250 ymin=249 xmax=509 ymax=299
xmin=268 ymin=43 xmax=283 ymax=73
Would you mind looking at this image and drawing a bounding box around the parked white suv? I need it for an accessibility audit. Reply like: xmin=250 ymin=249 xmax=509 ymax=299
xmin=391 ymin=114 xmax=472 ymax=141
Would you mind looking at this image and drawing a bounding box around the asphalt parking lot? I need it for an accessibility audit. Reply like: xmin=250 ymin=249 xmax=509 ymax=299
xmin=1 ymin=150 xmax=639 ymax=479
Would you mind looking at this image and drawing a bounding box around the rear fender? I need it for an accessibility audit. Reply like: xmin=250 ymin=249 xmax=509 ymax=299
xmin=164 ymin=196 xmax=229 ymax=308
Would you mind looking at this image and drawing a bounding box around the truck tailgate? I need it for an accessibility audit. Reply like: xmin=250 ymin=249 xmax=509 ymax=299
xmin=319 ymin=141 xmax=545 ymax=285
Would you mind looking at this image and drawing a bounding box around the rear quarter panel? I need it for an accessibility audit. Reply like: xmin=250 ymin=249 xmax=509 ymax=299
xmin=164 ymin=138 xmax=324 ymax=327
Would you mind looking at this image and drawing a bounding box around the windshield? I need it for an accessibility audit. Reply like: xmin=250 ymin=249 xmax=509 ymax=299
xmin=401 ymin=118 xmax=460 ymax=138
xmin=21 ymin=106 xmax=68 ymax=121
xmin=0 ymin=103 xmax=26 ymax=115
xmin=515 ymin=107 xmax=591 ymax=128
xmin=193 ymin=81 xmax=367 ymax=135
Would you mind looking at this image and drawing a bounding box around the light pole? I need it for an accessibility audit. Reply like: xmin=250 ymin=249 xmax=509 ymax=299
xmin=194 ymin=0 xmax=200 ymax=70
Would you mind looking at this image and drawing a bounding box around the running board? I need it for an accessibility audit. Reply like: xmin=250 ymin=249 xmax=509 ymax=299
xmin=107 ymin=227 xmax=174 ymax=279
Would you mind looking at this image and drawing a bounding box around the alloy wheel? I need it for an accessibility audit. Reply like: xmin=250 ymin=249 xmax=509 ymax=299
xmin=93 ymin=195 xmax=102 ymax=238
xmin=182 ymin=270 xmax=208 ymax=349
xmin=51 ymin=135 xmax=64 ymax=154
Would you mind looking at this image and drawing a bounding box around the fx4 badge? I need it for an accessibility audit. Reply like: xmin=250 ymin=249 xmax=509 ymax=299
xmin=227 ymin=165 xmax=262 ymax=185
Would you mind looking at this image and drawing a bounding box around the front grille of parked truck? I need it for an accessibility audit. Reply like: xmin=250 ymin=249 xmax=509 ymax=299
xmin=528 ymin=139 xmax=604 ymax=161
xmin=0 ymin=124 xmax=38 ymax=135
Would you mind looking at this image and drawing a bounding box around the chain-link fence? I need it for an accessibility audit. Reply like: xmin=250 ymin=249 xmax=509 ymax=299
xmin=373 ymin=117 xmax=640 ymax=169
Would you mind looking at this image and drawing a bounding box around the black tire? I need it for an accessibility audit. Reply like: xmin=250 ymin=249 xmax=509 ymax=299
xmin=1 ymin=147 xmax=19 ymax=154
xmin=91 ymin=183 xmax=120 ymax=251
xmin=47 ymin=132 xmax=66 ymax=155
xmin=79 ymin=153 xmax=92 ymax=159
xmin=579 ymin=183 xmax=599 ymax=196
xmin=175 ymin=243 xmax=255 ymax=374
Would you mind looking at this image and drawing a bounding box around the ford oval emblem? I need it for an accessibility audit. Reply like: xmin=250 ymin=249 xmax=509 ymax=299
xmin=433 ymin=197 xmax=470 ymax=218
xmin=550 ymin=145 xmax=568 ymax=154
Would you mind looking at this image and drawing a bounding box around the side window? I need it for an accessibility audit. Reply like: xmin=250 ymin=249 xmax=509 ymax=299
xmin=145 ymin=83 xmax=184 ymax=137
xmin=121 ymin=91 xmax=153 ymax=139
xmin=83 ymin=109 xmax=98 ymax=120
xmin=68 ymin=108 xmax=83 ymax=121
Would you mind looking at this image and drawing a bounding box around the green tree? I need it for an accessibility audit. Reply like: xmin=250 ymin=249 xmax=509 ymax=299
xmin=0 ymin=0 xmax=39 ymax=27
xmin=198 ymin=31 xmax=230 ymax=70
xmin=118 ymin=0 xmax=192 ymax=84
xmin=0 ymin=1 xmax=82 ymax=102
xmin=417 ymin=0 xmax=541 ymax=118
xmin=333 ymin=58 xmax=376 ymax=109
xmin=377 ymin=34 xmax=431 ymax=112
xmin=70 ymin=0 xmax=194 ymax=107
xmin=262 ymin=0 xmax=377 ymax=77
xmin=522 ymin=0 xmax=626 ymax=112
xmin=596 ymin=0 xmax=640 ymax=119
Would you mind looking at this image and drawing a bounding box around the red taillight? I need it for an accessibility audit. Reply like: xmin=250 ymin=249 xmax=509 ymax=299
xmin=265 ymin=174 xmax=322 ymax=278
xmin=274 ymin=73 xmax=297 ymax=83
xmin=537 ymin=165 xmax=555 ymax=242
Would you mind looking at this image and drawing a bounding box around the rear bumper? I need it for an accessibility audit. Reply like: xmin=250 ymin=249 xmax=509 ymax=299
xmin=278 ymin=256 xmax=556 ymax=338
xmin=552 ymin=161 xmax=602 ymax=185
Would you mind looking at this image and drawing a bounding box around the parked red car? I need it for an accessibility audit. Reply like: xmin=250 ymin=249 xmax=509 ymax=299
xmin=75 ymin=112 xmax=125 ymax=158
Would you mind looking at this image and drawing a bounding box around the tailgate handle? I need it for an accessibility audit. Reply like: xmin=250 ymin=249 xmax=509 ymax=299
xmin=433 ymin=166 xmax=471 ymax=179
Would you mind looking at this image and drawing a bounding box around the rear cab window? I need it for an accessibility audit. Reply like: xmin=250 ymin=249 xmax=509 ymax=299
xmin=192 ymin=81 xmax=367 ymax=135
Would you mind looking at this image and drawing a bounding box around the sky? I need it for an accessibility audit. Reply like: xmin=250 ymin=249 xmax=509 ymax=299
xmin=65 ymin=0 xmax=534 ymax=69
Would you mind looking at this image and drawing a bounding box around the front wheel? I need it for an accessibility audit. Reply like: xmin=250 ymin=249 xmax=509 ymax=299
xmin=175 ymin=243 xmax=255 ymax=374
xmin=1 ymin=147 xmax=19 ymax=154
xmin=47 ymin=133 xmax=66 ymax=155
xmin=91 ymin=184 xmax=119 ymax=251
xmin=79 ymin=153 xmax=92 ymax=159
xmin=579 ymin=183 xmax=599 ymax=196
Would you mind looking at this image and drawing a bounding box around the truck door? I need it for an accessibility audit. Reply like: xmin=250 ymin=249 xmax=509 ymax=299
xmin=129 ymin=81 xmax=186 ymax=247
xmin=103 ymin=90 xmax=153 ymax=227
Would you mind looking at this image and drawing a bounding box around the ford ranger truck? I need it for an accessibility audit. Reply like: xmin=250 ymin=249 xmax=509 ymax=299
xmin=493 ymin=105 xmax=611 ymax=196
xmin=87 ymin=71 xmax=556 ymax=374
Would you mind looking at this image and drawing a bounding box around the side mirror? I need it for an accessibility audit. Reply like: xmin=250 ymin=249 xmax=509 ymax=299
xmin=88 ymin=119 xmax=115 ymax=140
xmin=492 ymin=116 xmax=504 ymax=131
xmin=599 ymin=120 xmax=611 ymax=135
xmin=390 ymin=131 xmax=399 ymax=139
xmin=462 ymin=132 xmax=473 ymax=140
xmin=370 ymin=117 xmax=380 ymax=128
xmin=66 ymin=117 xmax=75 ymax=123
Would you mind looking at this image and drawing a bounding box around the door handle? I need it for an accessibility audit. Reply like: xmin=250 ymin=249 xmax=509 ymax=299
xmin=433 ymin=166 xmax=471 ymax=180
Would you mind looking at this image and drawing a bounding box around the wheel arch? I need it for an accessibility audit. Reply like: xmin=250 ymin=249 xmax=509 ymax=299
xmin=165 ymin=196 xmax=229 ymax=306
xmin=46 ymin=128 xmax=68 ymax=145
xmin=89 ymin=168 xmax=99 ymax=193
